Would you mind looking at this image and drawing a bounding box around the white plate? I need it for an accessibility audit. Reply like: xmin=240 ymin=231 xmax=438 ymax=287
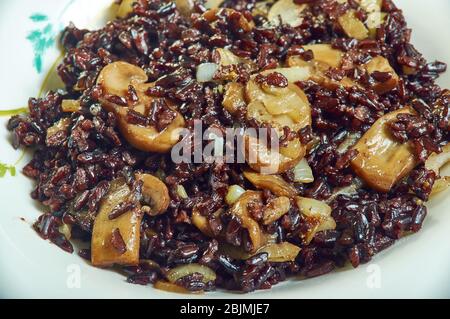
xmin=0 ymin=0 xmax=449 ymax=299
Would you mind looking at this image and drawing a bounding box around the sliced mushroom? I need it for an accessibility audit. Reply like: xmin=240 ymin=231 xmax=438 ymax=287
xmin=296 ymin=196 xmax=336 ymax=244
xmin=136 ymin=173 xmax=170 ymax=216
xmin=175 ymin=0 xmax=195 ymax=17
xmin=366 ymin=11 xmax=387 ymax=38
xmin=338 ymin=10 xmax=369 ymax=40
xmin=301 ymin=44 xmax=344 ymax=68
xmin=351 ymin=107 xmax=417 ymax=192
xmin=363 ymin=56 xmax=399 ymax=94
xmin=244 ymin=134 xmax=305 ymax=174
xmin=243 ymin=78 xmax=311 ymax=173
xmin=243 ymin=170 xmax=298 ymax=197
xmin=97 ymin=61 xmax=185 ymax=153
xmin=215 ymin=48 xmax=246 ymax=66
xmin=357 ymin=0 xmax=382 ymax=12
xmin=287 ymin=45 xmax=356 ymax=89
xmin=91 ymin=178 xmax=143 ymax=267
xmin=229 ymin=191 xmax=265 ymax=252
xmin=222 ymin=82 xmax=246 ymax=115
xmin=267 ymin=0 xmax=307 ymax=27
xmin=262 ymin=196 xmax=291 ymax=225
xmin=245 ymin=80 xmax=311 ymax=131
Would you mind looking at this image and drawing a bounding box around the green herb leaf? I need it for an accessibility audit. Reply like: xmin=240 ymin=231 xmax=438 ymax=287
xmin=0 ymin=107 xmax=28 ymax=117
xmin=0 ymin=162 xmax=17 ymax=178
xmin=30 ymin=13 xmax=48 ymax=22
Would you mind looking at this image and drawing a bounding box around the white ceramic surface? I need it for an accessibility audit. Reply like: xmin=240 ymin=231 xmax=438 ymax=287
xmin=0 ymin=0 xmax=449 ymax=299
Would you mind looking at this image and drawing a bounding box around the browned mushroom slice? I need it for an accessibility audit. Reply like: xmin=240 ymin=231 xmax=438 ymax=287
xmin=243 ymin=170 xmax=298 ymax=197
xmin=363 ymin=56 xmax=399 ymax=94
xmin=356 ymin=0 xmax=385 ymax=38
xmin=229 ymin=191 xmax=265 ymax=252
xmin=243 ymin=78 xmax=311 ymax=173
xmin=338 ymin=10 xmax=369 ymax=40
xmin=246 ymin=80 xmax=311 ymax=131
xmin=91 ymin=178 xmax=143 ymax=267
xmin=262 ymin=196 xmax=291 ymax=225
xmin=351 ymin=107 xmax=417 ymax=192
xmin=136 ymin=173 xmax=170 ymax=216
xmin=287 ymin=45 xmax=357 ymax=89
xmin=302 ymin=44 xmax=344 ymax=68
xmin=215 ymin=48 xmax=248 ymax=66
xmin=267 ymin=0 xmax=308 ymax=27
xmin=222 ymin=82 xmax=246 ymax=115
xmin=97 ymin=61 xmax=185 ymax=153
xmin=244 ymin=134 xmax=305 ymax=174
xmin=175 ymin=0 xmax=195 ymax=17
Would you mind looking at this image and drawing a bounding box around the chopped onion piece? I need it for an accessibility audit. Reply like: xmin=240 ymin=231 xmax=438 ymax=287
xmin=262 ymin=196 xmax=291 ymax=225
xmin=58 ymin=223 xmax=72 ymax=240
xmin=326 ymin=177 xmax=364 ymax=203
xmin=426 ymin=144 xmax=450 ymax=196
xmin=292 ymin=158 xmax=314 ymax=183
xmin=220 ymin=242 xmax=300 ymax=262
xmin=431 ymin=177 xmax=450 ymax=196
xmin=196 ymin=63 xmax=219 ymax=82
xmin=61 ymin=99 xmax=81 ymax=113
xmin=154 ymin=280 xmax=200 ymax=294
xmin=296 ymin=196 xmax=336 ymax=244
xmin=243 ymin=170 xmax=298 ymax=197
xmin=225 ymin=184 xmax=246 ymax=205
xmin=176 ymin=185 xmax=188 ymax=199
xmin=425 ymin=144 xmax=450 ymax=175
xmin=204 ymin=0 xmax=224 ymax=9
xmin=259 ymin=242 xmax=301 ymax=262
xmin=337 ymin=132 xmax=361 ymax=154
xmin=166 ymin=263 xmax=217 ymax=284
